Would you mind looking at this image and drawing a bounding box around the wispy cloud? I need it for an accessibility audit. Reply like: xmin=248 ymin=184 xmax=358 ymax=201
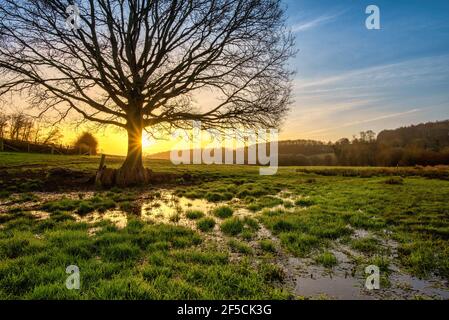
xmin=301 ymin=109 xmax=423 ymax=136
xmin=291 ymin=11 xmax=345 ymax=33
xmin=283 ymin=54 xmax=449 ymax=140
xmin=295 ymin=54 xmax=449 ymax=92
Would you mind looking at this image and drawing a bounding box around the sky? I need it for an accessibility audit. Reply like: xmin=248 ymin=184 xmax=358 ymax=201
xmin=4 ymin=0 xmax=449 ymax=155
xmin=282 ymin=0 xmax=449 ymax=142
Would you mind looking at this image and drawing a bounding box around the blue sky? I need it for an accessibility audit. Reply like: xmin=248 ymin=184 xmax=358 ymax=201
xmin=281 ymin=0 xmax=449 ymax=141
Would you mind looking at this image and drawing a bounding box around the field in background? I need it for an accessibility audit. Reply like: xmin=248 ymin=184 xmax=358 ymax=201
xmin=0 ymin=152 xmax=448 ymax=299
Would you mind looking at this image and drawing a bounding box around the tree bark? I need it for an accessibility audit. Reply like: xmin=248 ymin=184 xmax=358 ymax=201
xmin=115 ymin=112 xmax=148 ymax=187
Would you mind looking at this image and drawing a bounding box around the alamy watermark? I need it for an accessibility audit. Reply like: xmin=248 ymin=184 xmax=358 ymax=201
xmin=170 ymin=121 xmax=278 ymax=176
xmin=65 ymin=265 xmax=80 ymax=290
xmin=365 ymin=265 xmax=380 ymax=290
xmin=66 ymin=4 xmax=81 ymax=31
xmin=365 ymin=5 xmax=381 ymax=30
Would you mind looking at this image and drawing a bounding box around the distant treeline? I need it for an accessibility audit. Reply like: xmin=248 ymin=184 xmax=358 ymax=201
xmin=280 ymin=121 xmax=449 ymax=166
xmin=149 ymin=120 xmax=449 ymax=167
xmin=332 ymin=120 xmax=449 ymax=166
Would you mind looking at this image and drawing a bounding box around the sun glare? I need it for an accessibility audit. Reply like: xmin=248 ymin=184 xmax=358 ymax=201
xmin=142 ymin=133 xmax=154 ymax=149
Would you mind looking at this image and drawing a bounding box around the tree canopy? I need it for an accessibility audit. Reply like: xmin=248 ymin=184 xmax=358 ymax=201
xmin=0 ymin=0 xmax=295 ymax=185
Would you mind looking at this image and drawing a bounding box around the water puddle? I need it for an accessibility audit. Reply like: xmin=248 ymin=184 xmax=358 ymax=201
xmin=2 ymin=189 xmax=449 ymax=300
xmin=29 ymin=210 xmax=50 ymax=220
xmin=141 ymin=191 xmax=215 ymax=221
xmin=387 ymin=265 xmax=449 ymax=299
xmin=295 ymin=272 xmax=374 ymax=300
xmin=78 ymin=210 xmax=128 ymax=229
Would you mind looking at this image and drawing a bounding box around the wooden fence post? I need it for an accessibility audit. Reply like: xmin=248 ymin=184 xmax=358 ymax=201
xmin=98 ymin=154 xmax=106 ymax=171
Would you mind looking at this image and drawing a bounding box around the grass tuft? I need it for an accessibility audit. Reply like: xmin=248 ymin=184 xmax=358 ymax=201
xmin=315 ymin=251 xmax=338 ymax=268
xmin=196 ymin=217 xmax=216 ymax=232
xmin=228 ymin=239 xmax=253 ymax=255
xmin=221 ymin=218 xmax=244 ymax=236
xmin=185 ymin=210 xmax=205 ymax=220
xmin=213 ymin=206 xmax=233 ymax=219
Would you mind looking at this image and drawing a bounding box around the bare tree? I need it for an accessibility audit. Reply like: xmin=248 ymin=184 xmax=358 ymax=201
xmin=21 ymin=117 xmax=35 ymax=142
xmin=9 ymin=113 xmax=27 ymax=141
xmin=0 ymin=0 xmax=294 ymax=186
xmin=0 ymin=113 xmax=8 ymax=139
xmin=41 ymin=127 xmax=63 ymax=145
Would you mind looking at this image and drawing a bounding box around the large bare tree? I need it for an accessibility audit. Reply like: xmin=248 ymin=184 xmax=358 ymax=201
xmin=0 ymin=0 xmax=294 ymax=186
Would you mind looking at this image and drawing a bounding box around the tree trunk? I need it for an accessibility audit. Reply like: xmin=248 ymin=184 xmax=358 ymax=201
xmin=115 ymin=114 xmax=148 ymax=187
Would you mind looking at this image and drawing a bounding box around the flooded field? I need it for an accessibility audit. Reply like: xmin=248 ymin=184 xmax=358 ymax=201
xmin=2 ymin=187 xmax=448 ymax=300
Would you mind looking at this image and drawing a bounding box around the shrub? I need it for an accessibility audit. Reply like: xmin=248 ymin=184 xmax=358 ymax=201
xmin=74 ymin=132 xmax=98 ymax=155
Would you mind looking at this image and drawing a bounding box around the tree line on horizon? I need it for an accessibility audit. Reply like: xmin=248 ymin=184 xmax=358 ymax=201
xmin=0 ymin=111 xmax=98 ymax=155
xmin=148 ymin=120 xmax=449 ymax=167
xmin=280 ymin=120 xmax=449 ymax=167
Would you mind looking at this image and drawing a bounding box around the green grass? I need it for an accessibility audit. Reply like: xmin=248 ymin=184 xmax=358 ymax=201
xmin=247 ymin=196 xmax=284 ymax=212
xmin=228 ymin=239 xmax=253 ymax=255
xmin=294 ymin=198 xmax=315 ymax=207
xmin=0 ymin=215 xmax=289 ymax=299
xmin=315 ymin=251 xmax=338 ymax=268
xmin=220 ymin=218 xmax=245 ymax=236
xmin=279 ymin=233 xmax=320 ymax=257
xmin=41 ymin=195 xmax=117 ymax=216
xmin=185 ymin=210 xmax=205 ymax=220
xmin=259 ymin=263 xmax=285 ymax=283
xmin=259 ymin=239 xmax=277 ymax=253
xmin=196 ymin=218 xmax=216 ymax=232
xmin=213 ymin=206 xmax=233 ymax=219
xmin=350 ymin=237 xmax=382 ymax=255
xmin=0 ymin=190 xmax=11 ymax=199
xmin=1 ymin=152 xmax=449 ymax=298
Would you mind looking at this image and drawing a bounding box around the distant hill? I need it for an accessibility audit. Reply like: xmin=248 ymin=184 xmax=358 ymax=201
xmin=147 ymin=139 xmax=336 ymax=165
xmin=377 ymin=120 xmax=449 ymax=150
xmin=148 ymin=139 xmax=334 ymax=160
xmin=147 ymin=119 xmax=449 ymax=167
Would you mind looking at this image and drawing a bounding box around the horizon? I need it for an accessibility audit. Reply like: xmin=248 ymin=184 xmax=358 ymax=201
xmin=143 ymin=118 xmax=449 ymax=158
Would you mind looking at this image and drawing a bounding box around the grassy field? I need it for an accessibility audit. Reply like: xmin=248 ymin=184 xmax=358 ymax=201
xmin=0 ymin=152 xmax=448 ymax=299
